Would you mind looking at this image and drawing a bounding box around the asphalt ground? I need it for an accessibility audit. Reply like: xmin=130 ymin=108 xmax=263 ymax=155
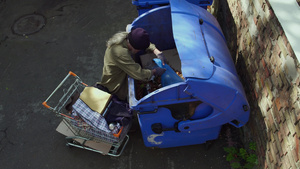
xmin=0 ymin=0 xmax=232 ymax=168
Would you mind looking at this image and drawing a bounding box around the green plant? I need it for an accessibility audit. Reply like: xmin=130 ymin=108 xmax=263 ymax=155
xmin=224 ymin=142 xmax=258 ymax=169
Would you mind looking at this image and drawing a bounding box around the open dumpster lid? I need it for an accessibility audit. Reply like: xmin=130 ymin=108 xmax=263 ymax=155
xmin=170 ymin=0 xmax=214 ymax=79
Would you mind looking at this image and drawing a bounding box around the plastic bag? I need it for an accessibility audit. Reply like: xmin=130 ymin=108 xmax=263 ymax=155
xmin=153 ymin=58 xmax=184 ymax=87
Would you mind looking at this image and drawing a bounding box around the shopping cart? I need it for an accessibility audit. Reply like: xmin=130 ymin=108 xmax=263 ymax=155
xmin=42 ymin=71 xmax=130 ymax=157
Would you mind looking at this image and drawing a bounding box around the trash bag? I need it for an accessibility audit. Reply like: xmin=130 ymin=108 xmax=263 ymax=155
xmin=153 ymin=58 xmax=184 ymax=87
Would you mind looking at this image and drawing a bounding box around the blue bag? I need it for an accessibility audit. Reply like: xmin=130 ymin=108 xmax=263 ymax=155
xmin=153 ymin=58 xmax=184 ymax=87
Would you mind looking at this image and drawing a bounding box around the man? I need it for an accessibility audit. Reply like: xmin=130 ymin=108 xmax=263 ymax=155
xmin=97 ymin=28 xmax=166 ymax=101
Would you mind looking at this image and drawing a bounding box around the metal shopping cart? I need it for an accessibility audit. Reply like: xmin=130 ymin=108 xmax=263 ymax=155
xmin=42 ymin=71 xmax=130 ymax=157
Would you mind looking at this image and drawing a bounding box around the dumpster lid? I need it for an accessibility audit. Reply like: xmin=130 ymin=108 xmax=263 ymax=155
xmin=170 ymin=0 xmax=213 ymax=79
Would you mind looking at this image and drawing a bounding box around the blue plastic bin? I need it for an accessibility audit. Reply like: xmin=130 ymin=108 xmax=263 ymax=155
xmin=132 ymin=0 xmax=213 ymax=15
xmin=128 ymin=0 xmax=250 ymax=148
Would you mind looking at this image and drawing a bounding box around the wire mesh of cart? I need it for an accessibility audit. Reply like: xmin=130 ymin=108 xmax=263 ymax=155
xmin=42 ymin=71 xmax=130 ymax=157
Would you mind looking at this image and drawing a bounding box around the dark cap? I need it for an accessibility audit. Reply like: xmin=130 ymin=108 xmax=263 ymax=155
xmin=128 ymin=28 xmax=150 ymax=50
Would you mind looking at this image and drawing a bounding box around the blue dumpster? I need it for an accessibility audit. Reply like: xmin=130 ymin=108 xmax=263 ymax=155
xmin=132 ymin=0 xmax=213 ymax=15
xmin=128 ymin=0 xmax=250 ymax=148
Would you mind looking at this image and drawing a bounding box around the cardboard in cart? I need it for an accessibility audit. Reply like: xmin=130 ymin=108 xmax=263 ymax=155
xmin=79 ymin=86 xmax=112 ymax=115
xmin=56 ymin=120 xmax=112 ymax=154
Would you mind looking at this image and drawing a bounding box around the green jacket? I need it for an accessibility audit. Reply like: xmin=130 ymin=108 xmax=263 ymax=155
xmin=98 ymin=33 xmax=156 ymax=101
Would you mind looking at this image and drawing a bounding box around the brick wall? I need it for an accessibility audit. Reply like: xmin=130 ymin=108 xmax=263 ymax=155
xmin=209 ymin=0 xmax=300 ymax=168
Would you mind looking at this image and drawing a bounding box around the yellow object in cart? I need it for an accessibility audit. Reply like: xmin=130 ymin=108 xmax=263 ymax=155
xmin=79 ymin=87 xmax=112 ymax=115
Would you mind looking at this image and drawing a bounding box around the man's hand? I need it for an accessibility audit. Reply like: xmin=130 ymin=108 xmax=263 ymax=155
xmin=157 ymin=53 xmax=167 ymax=65
xmin=153 ymin=49 xmax=167 ymax=65
xmin=152 ymin=67 xmax=166 ymax=76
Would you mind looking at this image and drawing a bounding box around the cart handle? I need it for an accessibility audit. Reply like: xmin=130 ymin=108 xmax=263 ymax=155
xmin=42 ymin=101 xmax=51 ymax=109
xmin=42 ymin=71 xmax=87 ymax=109
xmin=69 ymin=71 xmax=77 ymax=77
xmin=70 ymin=71 xmax=88 ymax=86
xmin=113 ymin=126 xmax=124 ymax=138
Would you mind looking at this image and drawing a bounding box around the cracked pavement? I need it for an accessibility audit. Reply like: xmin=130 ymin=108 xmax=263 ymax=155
xmin=0 ymin=0 xmax=231 ymax=168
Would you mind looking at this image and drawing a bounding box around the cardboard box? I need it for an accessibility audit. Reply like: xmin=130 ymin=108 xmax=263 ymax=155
xmin=56 ymin=120 xmax=112 ymax=154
